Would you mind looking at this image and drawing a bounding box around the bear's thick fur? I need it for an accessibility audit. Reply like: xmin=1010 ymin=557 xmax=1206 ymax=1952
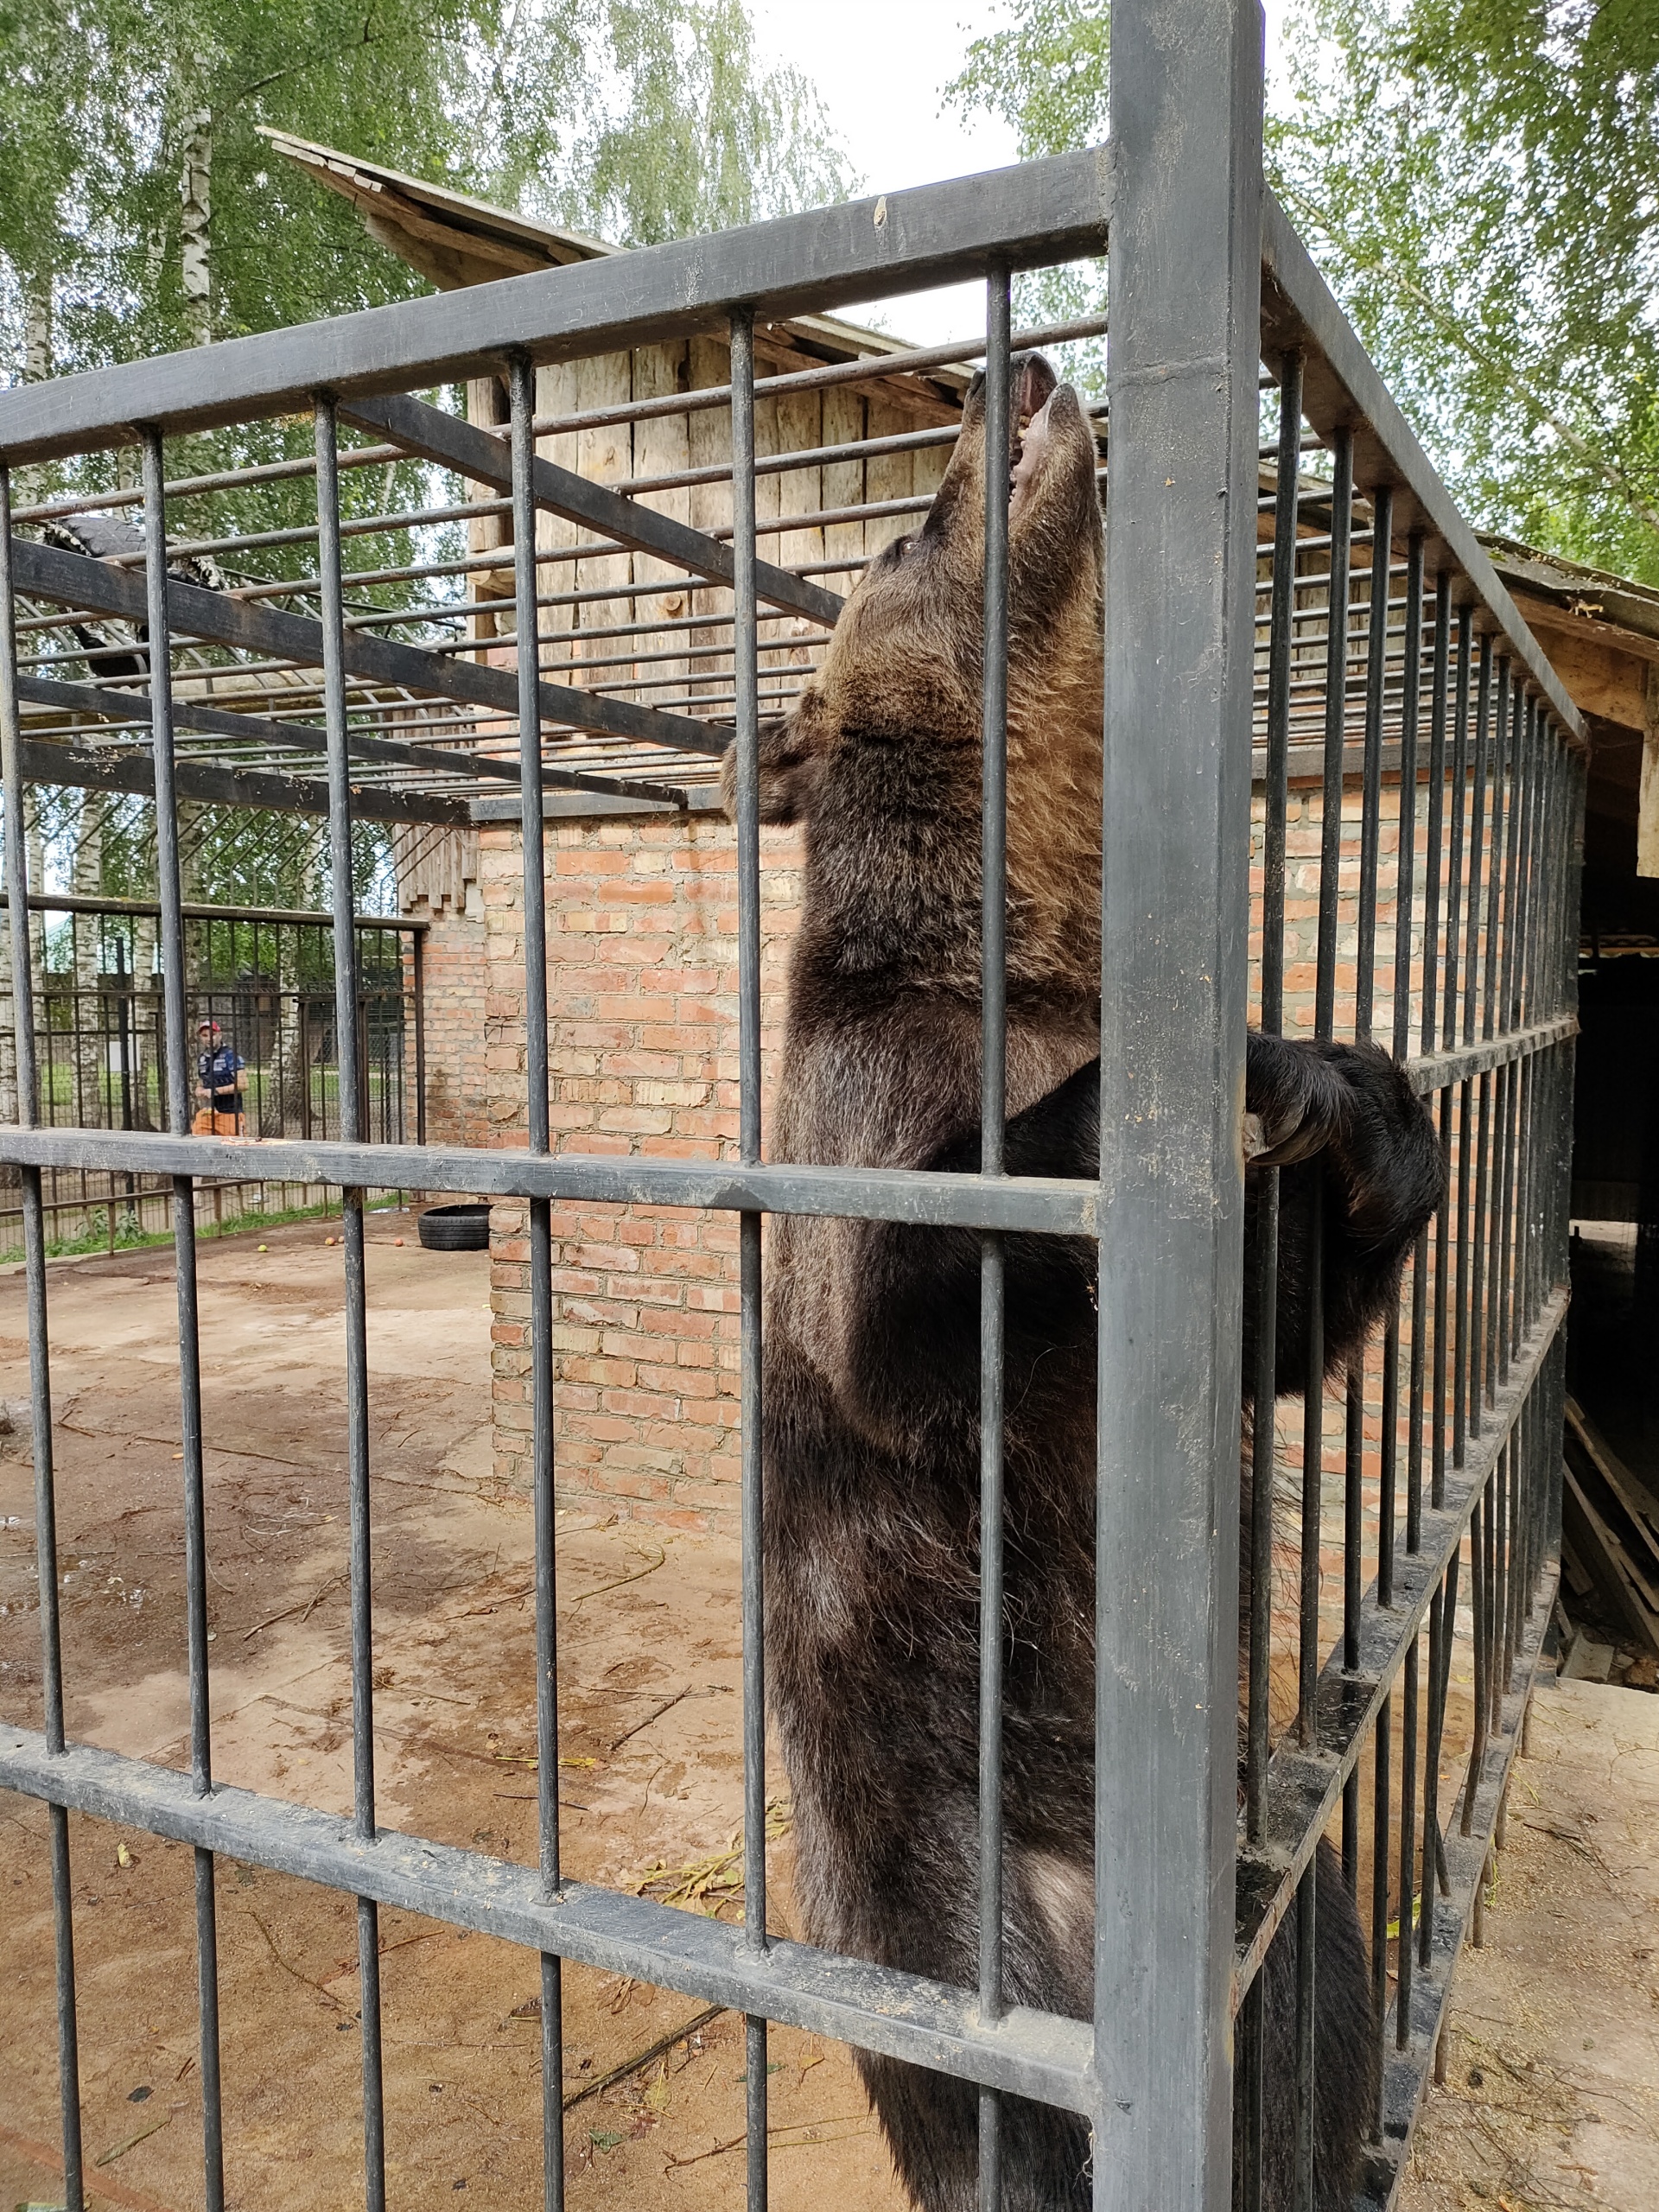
xmin=726 ymin=353 xmax=1444 ymax=2211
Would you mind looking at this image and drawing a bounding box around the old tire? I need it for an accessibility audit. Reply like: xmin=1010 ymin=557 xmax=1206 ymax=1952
xmin=416 ymin=1202 xmax=492 ymax=1253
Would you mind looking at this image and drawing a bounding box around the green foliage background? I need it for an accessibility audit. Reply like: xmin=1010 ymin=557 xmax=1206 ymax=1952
xmin=0 ymin=0 xmax=854 ymax=912
xmin=948 ymin=0 xmax=1659 ymax=588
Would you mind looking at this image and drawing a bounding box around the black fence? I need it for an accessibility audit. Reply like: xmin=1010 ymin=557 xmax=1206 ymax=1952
xmin=0 ymin=3 xmax=1584 ymax=2208
xmin=0 ymin=893 xmax=421 ymax=1252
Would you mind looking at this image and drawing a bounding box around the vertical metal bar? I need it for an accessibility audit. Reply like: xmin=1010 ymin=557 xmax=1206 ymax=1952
xmin=1 ymin=463 xmax=85 ymax=2212
xmin=1097 ymin=6 xmax=1262 ymax=2198
xmin=1354 ymin=486 xmax=1392 ymax=1043
xmin=1237 ymin=1973 xmax=1265 ymax=2212
xmin=1370 ymin=1691 xmax=1392 ymax=2140
xmin=1461 ymin=1495 xmax=1490 ymax=1835
xmin=1407 ymin=1226 xmax=1428 ymax=1554
xmin=1301 ymin=425 xmax=1352 ymax=1730
xmin=1378 ymin=1309 xmax=1398 ymax=1608
xmin=1419 ymin=1584 xmax=1445 ymax=1967
xmin=411 ymin=927 xmax=427 ymax=1149
xmin=1392 ymin=535 xmax=1425 ymax=1060
xmin=1432 ymin=1089 xmax=1452 ymax=1511
xmin=1249 ymin=351 xmax=1300 ymax=1847
xmin=509 ymin=352 xmax=566 ymax=2212
xmin=1429 ymin=1545 xmax=1459 ymax=1900
xmin=1395 ymin=1635 xmax=1419 ymax=2049
xmin=1442 ymin=607 xmax=1472 ymax=1051
xmin=1482 ymin=659 xmax=1510 ymax=1044
xmin=1295 ymin=1859 xmax=1317 ymax=2211
xmin=315 ymin=394 xmax=385 ymax=2212
xmin=1421 ymin=575 xmax=1451 ymax=1055
xmin=975 ymin=266 xmax=1012 ymax=2212
xmin=1344 ymin=1366 xmax=1363 ymax=1668
xmin=1314 ymin=427 xmax=1354 ymax=1045
xmin=1471 ymin=1071 xmax=1493 ymax=1426
xmin=1453 ymin=1075 xmax=1472 ymax=1469
xmin=140 ymin=426 xmax=226 ymax=2212
xmin=728 ymin=307 xmax=771 ymax=2212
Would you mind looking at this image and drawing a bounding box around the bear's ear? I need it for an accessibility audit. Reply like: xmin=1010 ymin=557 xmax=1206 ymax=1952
xmin=720 ymin=690 xmax=832 ymax=825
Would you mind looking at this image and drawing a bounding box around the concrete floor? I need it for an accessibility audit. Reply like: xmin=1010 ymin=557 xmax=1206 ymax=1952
xmin=1401 ymin=1676 xmax=1659 ymax=2212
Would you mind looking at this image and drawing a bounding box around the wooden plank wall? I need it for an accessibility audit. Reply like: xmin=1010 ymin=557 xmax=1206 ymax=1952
xmin=445 ymin=336 xmax=967 ymax=754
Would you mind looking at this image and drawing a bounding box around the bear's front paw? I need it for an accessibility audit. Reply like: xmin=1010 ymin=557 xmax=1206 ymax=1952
xmin=1244 ymin=1033 xmax=1350 ymax=1168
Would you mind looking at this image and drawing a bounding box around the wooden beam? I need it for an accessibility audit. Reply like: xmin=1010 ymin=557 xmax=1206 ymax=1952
xmin=1639 ymin=664 xmax=1659 ymax=878
xmin=1509 ymin=594 xmax=1653 ymax=729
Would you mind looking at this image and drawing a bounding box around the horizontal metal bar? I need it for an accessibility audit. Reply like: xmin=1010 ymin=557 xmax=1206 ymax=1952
xmin=340 ymin=394 xmax=842 ymax=631
xmin=16 ymin=671 xmax=523 ymax=784
xmin=0 ymin=889 xmax=424 ymax=931
xmin=10 ymin=537 xmax=728 ymax=760
xmin=1354 ymin=1564 xmax=1554 ymax=2210
xmin=1231 ymin=1287 xmax=1567 ymax=2002
xmin=0 ymin=1125 xmax=1099 ymax=1235
xmin=11 ymin=441 xmax=405 ymax=525
xmin=530 ymin=311 xmax=1111 ymax=439
xmin=16 ymin=672 xmax=690 ymax=810
xmin=1404 ymin=1015 xmax=1576 ymax=1096
xmin=1259 ymin=192 xmax=1584 ymax=744
xmin=13 ymin=731 xmax=467 ymax=826
xmin=0 ymin=151 xmax=1115 ymax=462
xmin=0 ymin=1729 xmax=1095 ymax=2113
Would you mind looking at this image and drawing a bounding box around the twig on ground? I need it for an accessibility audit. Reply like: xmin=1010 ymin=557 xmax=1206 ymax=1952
xmin=562 ymin=2003 xmax=728 ymax=2112
xmin=608 ymin=1688 xmax=690 ymax=1751
xmin=244 ymin=1906 xmax=346 ymax=2009
xmin=241 ymin=1573 xmax=346 ymax=1641
xmin=573 ymin=1548 xmax=666 ymax=1606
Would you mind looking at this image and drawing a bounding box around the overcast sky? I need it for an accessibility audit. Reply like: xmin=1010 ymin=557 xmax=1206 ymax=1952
xmin=744 ymin=0 xmax=1294 ymax=346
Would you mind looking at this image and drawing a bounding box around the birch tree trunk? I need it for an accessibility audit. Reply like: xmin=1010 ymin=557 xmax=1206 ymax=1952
xmin=180 ymin=111 xmax=213 ymax=348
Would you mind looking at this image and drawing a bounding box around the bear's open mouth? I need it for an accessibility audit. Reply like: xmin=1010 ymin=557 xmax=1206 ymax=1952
xmin=1008 ymin=354 xmax=1060 ymax=517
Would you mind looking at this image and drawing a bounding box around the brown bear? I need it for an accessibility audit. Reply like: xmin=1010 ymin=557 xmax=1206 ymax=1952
xmin=727 ymin=352 xmax=1443 ymax=2211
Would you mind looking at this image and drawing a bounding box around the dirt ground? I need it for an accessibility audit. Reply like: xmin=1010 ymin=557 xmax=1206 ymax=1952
xmin=1401 ymin=1676 xmax=1659 ymax=2212
xmin=0 ymin=1216 xmax=907 ymax=2212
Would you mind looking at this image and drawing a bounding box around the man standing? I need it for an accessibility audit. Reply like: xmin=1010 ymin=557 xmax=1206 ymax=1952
xmin=194 ymin=1017 xmax=246 ymax=1134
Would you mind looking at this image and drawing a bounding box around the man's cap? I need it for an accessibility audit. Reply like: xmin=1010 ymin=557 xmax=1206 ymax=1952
xmin=197 ymin=1018 xmax=220 ymax=1033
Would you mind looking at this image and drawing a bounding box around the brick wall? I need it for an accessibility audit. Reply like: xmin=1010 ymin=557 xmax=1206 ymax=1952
xmin=474 ymin=770 xmax=1466 ymax=1535
xmin=484 ymin=809 xmax=804 ymax=1529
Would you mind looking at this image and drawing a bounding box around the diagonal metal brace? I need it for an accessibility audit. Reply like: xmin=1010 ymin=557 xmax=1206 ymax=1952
xmin=10 ymin=533 xmax=729 ymax=759
xmin=340 ymin=391 xmax=844 ymax=631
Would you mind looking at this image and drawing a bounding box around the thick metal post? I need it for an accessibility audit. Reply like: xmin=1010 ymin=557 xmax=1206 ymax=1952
xmin=1097 ymin=4 xmax=1264 ymax=2203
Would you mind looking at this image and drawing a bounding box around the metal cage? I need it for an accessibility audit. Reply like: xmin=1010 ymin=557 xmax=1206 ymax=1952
xmin=0 ymin=3 xmax=1584 ymax=2208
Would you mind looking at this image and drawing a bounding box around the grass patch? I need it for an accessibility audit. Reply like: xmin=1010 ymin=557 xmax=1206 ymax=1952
xmin=0 ymin=1192 xmax=408 ymax=1268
